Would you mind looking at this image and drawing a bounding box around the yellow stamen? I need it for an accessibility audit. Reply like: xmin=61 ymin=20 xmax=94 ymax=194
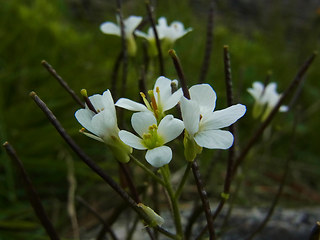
xmin=148 ymin=90 xmax=158 ymax=112
xmin=140 ymin=92 xmax=152 ymax=110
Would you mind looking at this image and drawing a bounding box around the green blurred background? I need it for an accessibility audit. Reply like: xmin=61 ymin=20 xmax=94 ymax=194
xmin=0 ymin=0 xmax=319 ymax=239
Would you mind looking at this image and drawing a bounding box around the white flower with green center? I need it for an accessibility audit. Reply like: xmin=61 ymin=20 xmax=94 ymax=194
xmin=115 ymin=76 xmax=182 ymax=121
xmin=75 ymin=90 xmax=132 ymax=163
xmin=119 ymin=112 xmax=184 ymax=168
xmin=180 ymin=84 xmax=246 ymax=161
xmin=247 ymin=81 xmax=288 ymax=120
xmin=100 ymin=15 xmax=142 ymax=56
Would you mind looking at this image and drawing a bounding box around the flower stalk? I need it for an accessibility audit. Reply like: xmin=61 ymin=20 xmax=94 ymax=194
xmin=160 ymin=165 xmax=183 ymax=239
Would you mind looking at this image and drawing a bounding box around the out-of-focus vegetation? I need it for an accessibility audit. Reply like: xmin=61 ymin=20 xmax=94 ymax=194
xmin=0 ymin=0 xmax=319 ymax=239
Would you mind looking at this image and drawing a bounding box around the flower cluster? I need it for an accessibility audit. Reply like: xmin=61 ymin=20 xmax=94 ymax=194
xmin=100 ymin=15 xmax=191 ymax=56
xmin=247 ymin=81 xmax=288 ymax=121
xmin=75 ymin=15 xmax=248 ymax=168
xmin=75 ymin=77 xmax=246 ymax=167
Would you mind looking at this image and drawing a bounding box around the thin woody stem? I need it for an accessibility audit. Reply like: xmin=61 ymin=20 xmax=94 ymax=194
xmin=41 ymin=60 xmax=84 ymax=108
xmin=146 ymin=0 xmax=164 ymax=75
xmin=196 ymin=51 xmax=317 ymax=240
xmin=3 ymin=142 xmax=60 ymax=240
xmin=169 ymin=49 xmax=190 ymax=99
xmin=169 ymin=49 xmax=215 ymax=239
xmin=29 ymin=91 xmax=176 ymax=240
xmin=192 ymin=160 xmax=215 ymax=240
xmin=231 ymin=52 xmax=317 ymax=179
xmin=198 ymin=0 xmax=215 ymax=83
xmin=208 ymin=46 xmax=235 ymax=225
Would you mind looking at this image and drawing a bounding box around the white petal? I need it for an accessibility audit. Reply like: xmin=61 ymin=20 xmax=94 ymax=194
xmin=154 ymin=76 xmax=172 ymax=101
xmin=247 ymin=81 xmax=264 ymax=101
xmin=131 ymin=112 xmax=157 ymax=137
xmin=180 ymin=97 xmax=200 ymax=136
xmin=119 ymin=130 xmax=146 ymax=150
xmin=157 ymin=115 xmax=184 ymax=143
xmin=194 ymin=129 xmax=234 ymax=149
xmin=145 ymin=146 xmax=172 ymax=168
xmin=115 ymin=98 xmax=148 ymax=112
xmin=201 ymin=104 xmax=246 ymax=130
xmin=75 ymin=109 xmax=95 ymax=134
xmin=135 ymin=30 xmax=149 ymax=39
xmin=189 ymin=84 xmax=217 ymax=114
xmin=124 ymin=16 xmax=143 ymax=35
xmin=102 ymin=90 xmax=116 ymax=115
xmin=100 ymin=22 xmax=120 ymax=36
xmin=91 ymin=109 xmax=118 ymax=138
xmin=162 ymin=88 xmax=183 ymax=111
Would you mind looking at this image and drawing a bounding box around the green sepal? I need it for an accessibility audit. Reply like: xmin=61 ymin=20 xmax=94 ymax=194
xmin=183 ymin=130 xmax=202 ymax=162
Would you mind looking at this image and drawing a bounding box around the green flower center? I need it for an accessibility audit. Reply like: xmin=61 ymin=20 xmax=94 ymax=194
xmin=141 ymin=124 xmax=164 ymax=149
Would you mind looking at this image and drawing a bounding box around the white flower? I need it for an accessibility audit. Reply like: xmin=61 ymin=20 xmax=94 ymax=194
xmin=180 ymin=84 xmax=246 ymax=151
xmin=100 ymin=15 xmax=143 ymax=56
xmin=119 ymin=112 xmax=184 ymax=168
xmin=75 ymin=90 xmax=132 ymax=162
xmin=247 ymin=81 xmax=288 ymax=120
xmin=157 ymin=17 xmax=192 ymax=43
xmin=135 ymin=17 xmax=192 ymax=56
xmin=115 ymin=76 xmax=182 ymax=121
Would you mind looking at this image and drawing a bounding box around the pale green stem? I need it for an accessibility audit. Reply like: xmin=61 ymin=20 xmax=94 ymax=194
xmin=175 ymin=162 xmax=192 ymax=199
xmin=160 ymin=165 xmax=183 ymax=239
xmin=130 ymin=154 xmax=165 ymax=186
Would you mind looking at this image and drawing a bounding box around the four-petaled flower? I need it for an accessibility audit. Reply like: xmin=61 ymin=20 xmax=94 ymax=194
xmin=100 ymin=15 xmax=143 ymax=56
xmin=119 ymin=112 xmax=184 ymax=168
xmin=135 ymin=17 xmax=192 ymax=56
xmin=247 ymin=81 xmax=288 ymax=120
xmin=75 ymin=90 xmax=132 ymax=163
xmin=115 ymin=76 xmax=182 ymax=122
xmin=180 ymin=84 xmax=246 ymax=161
xmin=157 ymin=17 xmax=192 ymax=44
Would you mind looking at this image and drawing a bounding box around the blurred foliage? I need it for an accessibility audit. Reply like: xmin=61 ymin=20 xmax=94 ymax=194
xmin=0 ymin=0 xmax=319 ymax=239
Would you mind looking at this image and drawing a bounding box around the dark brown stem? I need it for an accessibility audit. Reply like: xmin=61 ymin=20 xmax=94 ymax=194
xmin=118 ymin=162 xmax=140 ymax=203
xmin=198 ymin=0 xmax=215 ymax=83
xmin=29 ymin=91 xmax=176 ymax=239
xmin=192 ymin=160 xmax=215 ymax=240
xmin=169 ymin=49 xmax=190 ymax=99
xmin=41 ymin=60 xmax=84 ymax=108
xmin=3 ymin=142 xmax=60 ymax=240
xmin=145 ymin=0 xmax=164 ymax=76
xmin=76 ymin=196 xmax=118 ymax=240
xmin=231 ymin=52 xmax=317 ymax=179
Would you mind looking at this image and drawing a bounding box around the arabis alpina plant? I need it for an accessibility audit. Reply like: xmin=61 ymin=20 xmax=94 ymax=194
xmin=100 ymin=15 xmax=143 ymax=56
xmin=247 ymin=81 xmax=288 ymax=121
xmin=180 ymin=84 xmax=246 ymax=161
xmin=135 ymin=17 xmax=192 ymax=56
xmin=75 ymin=90 xmax=132 ymax=163
xmin=118 ymin=111 xmax=184 ymax=168
xmin=115 ymin=76 xmax=182 ymax=122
